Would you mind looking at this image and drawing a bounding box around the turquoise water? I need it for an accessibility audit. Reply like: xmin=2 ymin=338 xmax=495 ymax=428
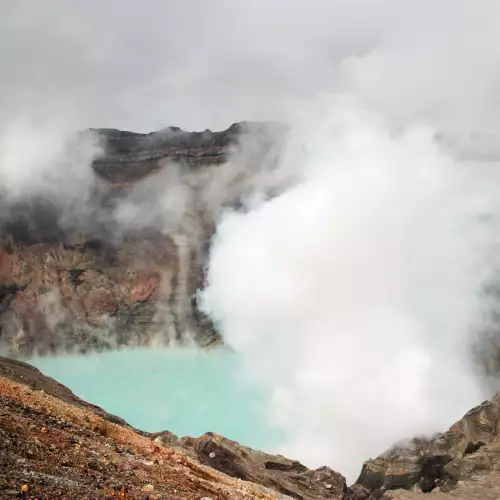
xmin=30 ymin=348 xmax=280 ymax=451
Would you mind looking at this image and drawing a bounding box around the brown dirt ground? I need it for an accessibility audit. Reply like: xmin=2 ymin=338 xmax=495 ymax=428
xmin=0 ymin=375 xmax=282 ymax=500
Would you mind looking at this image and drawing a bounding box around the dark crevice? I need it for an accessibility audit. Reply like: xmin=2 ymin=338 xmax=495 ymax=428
xmin=0 ymin=284 xmax=24 ymax=314
xmin=464 ymin=441 xmax=486 ymax=456
xmin=68 ymin=269 xmax=85 ymax=288
xmin=419 ymin=454 xmax=452 ymax=493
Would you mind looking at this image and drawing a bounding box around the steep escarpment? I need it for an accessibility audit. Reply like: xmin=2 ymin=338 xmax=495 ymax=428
xmin=0 ymin=223 xmax=217 ymax=357
xmin=0 ymin=122 xmax=286 ymax=357
xmin=0 ymin=234 xmax=195 ymax=355
xmin=91 ymin=121 xmax=275 ymax=185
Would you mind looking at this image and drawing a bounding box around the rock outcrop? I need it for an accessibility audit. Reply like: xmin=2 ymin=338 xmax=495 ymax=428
xmin=355 ymin=394 xmax=500 ymax=499
xmin=91 ymin=122 xmax=281 ymax=185
xmin=152 ymin=431 xmax=348 ymax=500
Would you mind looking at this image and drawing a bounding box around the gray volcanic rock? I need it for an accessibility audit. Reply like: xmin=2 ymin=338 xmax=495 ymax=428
xmin=91 ymin=121 xmax=287 ymax=184
xmin=355 ymin=394 xmax=500 ymax=499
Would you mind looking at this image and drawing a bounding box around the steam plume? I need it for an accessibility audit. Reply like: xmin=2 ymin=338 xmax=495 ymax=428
xmin=200 ymin=3 xmax=500 ymax=481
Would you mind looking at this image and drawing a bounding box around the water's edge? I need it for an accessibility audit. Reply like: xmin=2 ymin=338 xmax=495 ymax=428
xmin=29 ymin=347 xmax=283 ymax=452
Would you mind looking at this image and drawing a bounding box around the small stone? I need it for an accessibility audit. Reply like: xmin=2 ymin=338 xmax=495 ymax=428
xmin=200 ymin=497 xmax=213 ymax=500
xmin=324 ymin=483 xmax=332 ymax=489
xmin=209 ymin=452 xmax=216 ymax=459
xmin=141 ymin=484 xmax=154 ymax=493
xmin=41 ymin=427 xmax=48 ymax=434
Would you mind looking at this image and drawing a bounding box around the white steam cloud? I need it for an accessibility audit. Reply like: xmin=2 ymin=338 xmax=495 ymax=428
xmin=0 ymin=118 xmax=99 ymax=202
xmin=201 ymin=99 xmax=500 ymax=479
xmin=200 ymin=2 xmax=500 ymax=482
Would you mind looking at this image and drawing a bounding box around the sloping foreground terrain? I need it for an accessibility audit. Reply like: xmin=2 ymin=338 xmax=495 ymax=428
xmin=1 ymin=356 xmax=500 ymax=499
xmin=0 ymin=356 xmax=348 ymax=499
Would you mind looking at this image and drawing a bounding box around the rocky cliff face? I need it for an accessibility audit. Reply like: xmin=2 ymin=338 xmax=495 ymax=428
xmin=0 ymin=234 xmax=192 ymax=355
xmin=0 ymin=122 xmax=286 ymax=357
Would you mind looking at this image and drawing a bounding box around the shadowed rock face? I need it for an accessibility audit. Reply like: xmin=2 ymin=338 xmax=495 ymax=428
xmin=91 ymin=126 xmax=230 ymax=184
xmin=91 ymin=121 xmax=286 ymax=184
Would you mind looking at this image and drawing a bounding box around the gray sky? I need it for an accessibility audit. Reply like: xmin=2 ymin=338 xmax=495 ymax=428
xmin=2 ymin=1 xmax=500 ymax=133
